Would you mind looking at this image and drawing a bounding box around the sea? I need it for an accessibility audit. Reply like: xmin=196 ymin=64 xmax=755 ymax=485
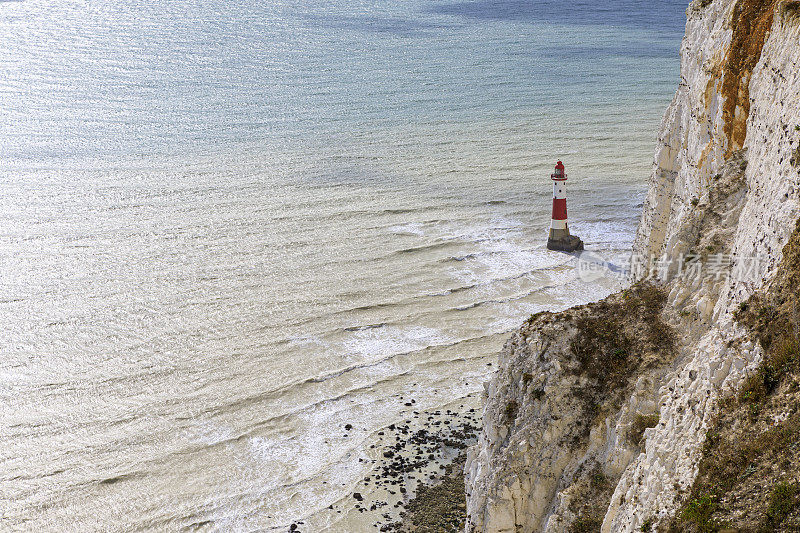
xmin=0 ymin=0 xmax=687 ymax=531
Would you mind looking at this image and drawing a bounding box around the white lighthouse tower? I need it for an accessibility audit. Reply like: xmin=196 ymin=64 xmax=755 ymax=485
xmin=546 ymin=161 xmax=584 ymax=252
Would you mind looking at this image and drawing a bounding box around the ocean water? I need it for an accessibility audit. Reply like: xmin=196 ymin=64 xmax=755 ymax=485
xmin=0 ymin=0 xmax=687 ymax=531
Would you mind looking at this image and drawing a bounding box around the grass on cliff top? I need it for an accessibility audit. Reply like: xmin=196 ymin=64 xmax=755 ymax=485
xmin=666 ymin=218 xmax=800 ymax=533
xmin=570 ymin=283 xmax=675 ymax=394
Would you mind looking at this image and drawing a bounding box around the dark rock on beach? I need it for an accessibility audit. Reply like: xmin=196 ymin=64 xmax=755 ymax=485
xmin=346 ymin=400 xmax=480 ymax=532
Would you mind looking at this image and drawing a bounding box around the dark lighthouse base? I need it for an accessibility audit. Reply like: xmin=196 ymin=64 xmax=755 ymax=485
xmin=547 ymin=234 xmax=584 ymax=252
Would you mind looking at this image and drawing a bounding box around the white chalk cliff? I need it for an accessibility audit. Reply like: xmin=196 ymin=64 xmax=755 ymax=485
xmin=464 ymin=0 xmax=800 ymax=531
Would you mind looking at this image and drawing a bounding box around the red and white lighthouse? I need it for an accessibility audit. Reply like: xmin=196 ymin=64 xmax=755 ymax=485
xmin=546 ymin=161 xmax=584 ymax=252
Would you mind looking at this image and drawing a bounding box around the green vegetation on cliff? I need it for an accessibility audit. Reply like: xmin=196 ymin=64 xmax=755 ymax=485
xmin=666 ymin=218 xmax=800 ymax=532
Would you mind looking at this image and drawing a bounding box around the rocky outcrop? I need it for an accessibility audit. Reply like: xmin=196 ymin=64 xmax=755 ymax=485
xmin=465 ymin=0 xmax=800 ymax=531
xmin=464 ymin=286 xmax=676 ymax=532
xmin=546 ymin=234 xmax=584 ymax=253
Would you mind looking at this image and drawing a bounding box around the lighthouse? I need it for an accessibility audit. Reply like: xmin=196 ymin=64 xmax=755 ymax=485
xmin=546 ymin=161 xmax=584 ymax=252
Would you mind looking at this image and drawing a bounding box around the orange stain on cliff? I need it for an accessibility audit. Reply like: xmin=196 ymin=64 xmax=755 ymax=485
xmin=719 ymin=0 xmax=777 ymax=157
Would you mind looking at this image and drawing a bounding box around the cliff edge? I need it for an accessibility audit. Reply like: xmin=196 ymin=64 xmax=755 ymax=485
xmin=465 ymin=0 xmax=800 ymax=531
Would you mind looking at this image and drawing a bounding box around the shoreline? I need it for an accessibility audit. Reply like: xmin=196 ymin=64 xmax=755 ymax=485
xmin=387 ymin=453 xmax=468 ymax=532
xmin=298 ymin=398 xmax=480 ymax=533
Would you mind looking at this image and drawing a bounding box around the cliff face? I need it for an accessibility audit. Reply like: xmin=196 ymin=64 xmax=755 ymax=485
xmin=465 ymin=0 xmax=800 ymax=531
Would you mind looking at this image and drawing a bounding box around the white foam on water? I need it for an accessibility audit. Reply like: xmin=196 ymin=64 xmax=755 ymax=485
xmin=445 ymin=218 xmax=568 ymax=291
xmin=483 ymin=306 xmax=533 ymax=334
xmin=341 ymin=325 xmax=448 ymax=361
xmin=185 ymin=421 xmax=236 ymax=447
xmin=287 ymin=335 xmax=329 ymax=350
xmin=388 ymin=222 xmax=426 ymax=236
xmin=242 ymin=398 xmax=380 ymax=527
xmin=571 ymin=219 xmax=638 ymax=249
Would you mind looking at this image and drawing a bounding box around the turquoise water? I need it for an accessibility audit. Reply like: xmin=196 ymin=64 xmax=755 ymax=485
xmin=3 ymin=0 xmax=682 ymax=175
xmin=0 ymin=0 xmax=687 ymax=530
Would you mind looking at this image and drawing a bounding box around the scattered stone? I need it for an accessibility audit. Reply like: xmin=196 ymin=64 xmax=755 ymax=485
xmin=384 ymin=455 xmax=469 ymax=532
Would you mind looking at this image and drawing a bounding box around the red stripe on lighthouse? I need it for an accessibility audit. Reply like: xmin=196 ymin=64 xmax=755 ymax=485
xmin=552 ymin=198 xmax=567 ymax=220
